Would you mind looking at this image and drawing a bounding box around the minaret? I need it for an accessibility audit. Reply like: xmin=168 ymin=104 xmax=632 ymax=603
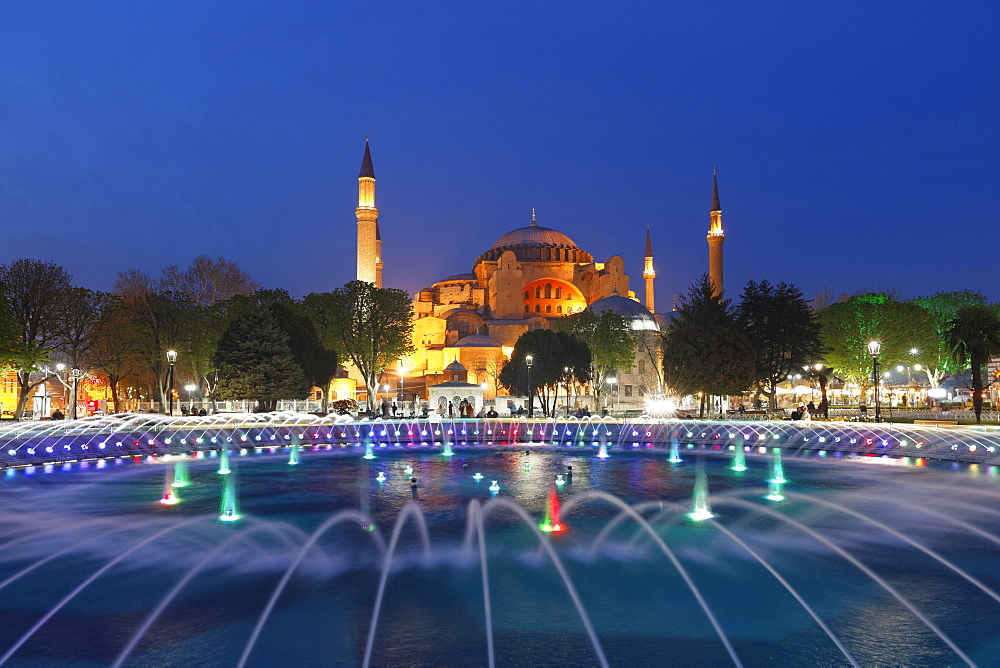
xmin=643 ymin=225 xmax=655 ymax=312
xmin=356 ymin=139 xmax=379 ymax=285
xmin=707 ymin=168 xmax=724 ymax=297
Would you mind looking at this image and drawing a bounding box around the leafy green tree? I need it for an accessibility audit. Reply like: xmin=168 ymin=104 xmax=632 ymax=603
xmin=325 ymin=281 xmax=414 ymax=406
xmin=555 ymin=310 xmax=634 ymax=410
xmin=944 ymin=305 xmax=1000 ymax=423
xmin=909 ymin=291 xmax=988 ymax=387
xmin=214 ymin=305 xmax=308 ymax=411
xmin=735 ymin=280 xmax=822 ymax=409
xmin=818 ymin=293 xmax=936 ymax=391
xmin=499 ymin=329 xmax=591 ymax=415
xmin=662 ymin=275 xmax=754 ymax=417
xmin=299 ymin=291 xmax=347 ymax=412
xmin=0 ymin=259 xmax=73 ymax=418
xmin=269 ymin=302 xmax=337 ymax=411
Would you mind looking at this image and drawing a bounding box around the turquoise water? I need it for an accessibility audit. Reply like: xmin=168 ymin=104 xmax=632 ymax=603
xmin=1 ymin=448 xmax=999 ymax=665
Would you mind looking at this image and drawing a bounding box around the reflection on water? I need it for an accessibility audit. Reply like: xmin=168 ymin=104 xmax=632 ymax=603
xmin=0 ymin=448 xmax=998 ymax=665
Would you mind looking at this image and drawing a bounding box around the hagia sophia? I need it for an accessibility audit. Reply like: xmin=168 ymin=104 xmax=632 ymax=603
xmin=342 ymin=141 xmax=726 ymax=414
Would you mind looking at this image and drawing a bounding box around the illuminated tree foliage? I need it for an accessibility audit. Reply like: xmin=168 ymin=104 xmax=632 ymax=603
xmin=499 ymin=329 xmax=591 ymax=415
xmin=908 ymin=291 xmax=989 ymax=388
xmin=555 ymin=310 xmax=633 ymax=411
xmin=944 ymin=305 xmax=1000 ymax=423
xmin=818 ymin=293 xmax=936 ymax=389
xmin=0 ymin=259 xmax=73 ymax=418
xmin=324 ymin=281 xmax=415 ymax=405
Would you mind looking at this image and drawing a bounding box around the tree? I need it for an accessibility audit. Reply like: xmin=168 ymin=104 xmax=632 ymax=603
xmin=299 ymin=291 xmax=347 ymax=413
xmin=160 ymin=256 xmax=259 ymax=307
xmin=662 ymin=275 xmax=755 ymax=417
xmin=818 ymin=294 xmax=936 ymax=391
xmin=325 ymin=281 xmax=414 ymax=406
xmin=944 ymin=305 xmax=1000 ymax=423
xmin=52 ymin=288 xmax=110 ymax=418
xmin=89 ymin=296 xmax=141 ymax=413
xmin=909 ymin=291 xmax=988 ymax=387
xmin=0 ymin=285 xmax=22 ymax=372
xmin=214 ymin=305 xmax=308 ymax=411
xmin=735 ymin=280 xmax=822 ymax=409
xmin=270 ymin=302 xmax=338 ymax=411
xmin=556 ymin=310 xmax=634 ymax=410
xmin=0 ymin=259 xmax=73 ymax=418
xmin=499 ymin=329 xmax=591 ymax=416
xmin=114 ymin=270 xmax=194 ymax=411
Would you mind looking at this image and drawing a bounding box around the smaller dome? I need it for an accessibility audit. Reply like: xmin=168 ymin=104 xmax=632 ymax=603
xmin=586 ymin=295 xmax=660 ymax=332
xmin=445 ymin=360 xmax=467 ymax=371
xmin=438 ymin=272 xmax=478 ymax=283
xmin=453 ymin=334 xmax=502 ymax=348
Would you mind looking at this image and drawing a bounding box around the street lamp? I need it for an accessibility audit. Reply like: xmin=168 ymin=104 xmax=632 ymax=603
xmin=184 ymin=384 xmax=197 ymax=413
xmin=398 ymin=362 xmax=407 ymax=405
xmin=608 ymin=377 xmax=618 ymax=413
xmin=868 ymin=340 xmax=881 ymax=421
xmin=525 ymin=355 xmax=533 ymax=418
xmin=166 ymin=350 xmax=177 ymax=416
xmin=69 ymin=368 xmax=82 ymax=419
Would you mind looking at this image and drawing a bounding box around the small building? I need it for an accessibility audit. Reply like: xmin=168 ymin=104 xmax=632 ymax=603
xmin=427 ymin=361 xmax=485 ymax=416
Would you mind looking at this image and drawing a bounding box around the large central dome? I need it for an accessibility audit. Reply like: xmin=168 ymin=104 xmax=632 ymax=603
xmin=475 ymin=222 xmax=593 ymax=264
xmin=490 ymin=225 xmax=578 ymax=250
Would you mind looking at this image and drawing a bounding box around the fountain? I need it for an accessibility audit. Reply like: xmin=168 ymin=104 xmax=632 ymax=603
xmin=596 ymin=441 xmax=610 ymax=459
xmin=3 ymin=416 xmax=1000 ymax=665
xmin=730 ymin=434 xmax=747 ymax=472
xmin=769 ymin=447 xmax=786 ymax=484
xmin=171 ymin=459 xmax=191 ymax=487
xmin=158 ymin=468 xmax=180 ymax=506
xmin=443 ymin=443 xmax=454 ymax=457
xmin=364 ymin=443 xmax=375 ymax=459
xmin=538 ymin=485 xmax=565 ymax=533
xmin=218 ymin=448 xmax=231 ymax=475
xmin=288 ymin=445 xmax=300 ymax=466
xmin=686 ymin=466 xmax=714 ymax=521
xmin=219 ymin=472 xmax=240 ymax=522
xmin=668 ymin=435 xmax=683 ymax=463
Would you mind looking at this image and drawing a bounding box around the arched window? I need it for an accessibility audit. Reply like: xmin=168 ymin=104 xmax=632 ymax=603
xmin=523 ymin=291 xmax=529 ymax=300
xmin=535 ymin=287 xmax=541 ymax=299
xmin=544 ymin=283 xmax=552 ymax=299
xmin=556 ymin=305 xmax=563 ymax=314
xmin=546 ymin=305 xmax=552 ymax=313
xmin=535 ymin=304 xmax=541 ymax=313
xmin=555 ymin=286 xmax=562 ymax=299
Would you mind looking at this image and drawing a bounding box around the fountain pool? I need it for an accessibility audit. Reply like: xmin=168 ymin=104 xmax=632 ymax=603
xmin=1 ymin=446 xmax=999 ymax=666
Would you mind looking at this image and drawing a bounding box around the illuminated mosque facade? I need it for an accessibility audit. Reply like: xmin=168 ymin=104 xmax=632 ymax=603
xmin=350 ymin=141 xmax=725 ymax=413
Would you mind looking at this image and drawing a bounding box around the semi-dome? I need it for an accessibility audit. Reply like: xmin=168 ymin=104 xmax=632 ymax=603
xmin=586 ymin=295 xmax=660 ymax=332
xmin=452 ymin=334 xmax=502 ymax=348
xmin=475 ymin=222 xmax=593 ymax=264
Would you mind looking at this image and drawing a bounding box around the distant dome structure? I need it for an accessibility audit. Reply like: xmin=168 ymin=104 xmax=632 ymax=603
xmin=453 ymin=334 xmax=502 ymax=348
xmin=475 ymin=219 xmax=594 ymax=264
xmin=586 ymin=294 xmax=660 ymax=332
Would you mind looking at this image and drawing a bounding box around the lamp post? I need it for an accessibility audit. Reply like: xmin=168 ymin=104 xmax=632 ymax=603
xmin=868 ymin=341 xmax=881 ymax=422
xmin=184 ymin=384 xmax=197 ymax=413
xmin=398 ymin=363 xmax=407 ymax=405
xmin=525 ymin=355 xmax=533 ymax=419
xmin=608 ymin=377 xmax=617 ymax=414
xmin=166 ymin=350 xmax=177 ymax=416
xmin=69 ymin=368 xmax=82 ymax=419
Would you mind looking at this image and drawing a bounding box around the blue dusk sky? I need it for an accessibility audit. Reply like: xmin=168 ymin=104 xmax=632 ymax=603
xmin=1 ymin=1 xmax=997 ymax=304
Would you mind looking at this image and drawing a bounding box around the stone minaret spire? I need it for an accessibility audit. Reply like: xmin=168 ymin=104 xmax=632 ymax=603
xmin=707 ymin=167 xmax=724 ymax=297
xmin=356 ymin=139 xmax=379 ymax=285
xmin=643 ymin=224 xmax=656 ymax=312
